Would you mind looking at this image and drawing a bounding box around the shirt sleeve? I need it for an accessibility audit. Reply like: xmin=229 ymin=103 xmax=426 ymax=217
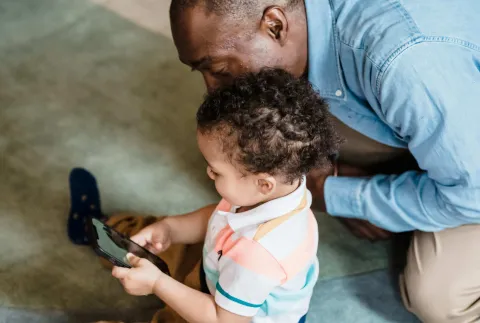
xmin=325 ymin=41 xmax=480 ymax=232
xmin=214 ymin=240 xmax=285 ymax=317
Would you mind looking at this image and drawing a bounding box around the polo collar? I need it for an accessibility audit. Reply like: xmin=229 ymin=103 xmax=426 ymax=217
xmin=226 ymin=176 xmax=310 ymax=231
xmin=305 ymin=0 xmax=346 ymax=101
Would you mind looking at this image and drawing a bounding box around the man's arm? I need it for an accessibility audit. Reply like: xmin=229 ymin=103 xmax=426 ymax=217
xmin=325 ymin=42 xmax=480 ymax=232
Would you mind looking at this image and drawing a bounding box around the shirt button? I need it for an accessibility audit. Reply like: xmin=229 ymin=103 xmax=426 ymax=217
xmin=335 ymin=90 xmax=343 ymax=97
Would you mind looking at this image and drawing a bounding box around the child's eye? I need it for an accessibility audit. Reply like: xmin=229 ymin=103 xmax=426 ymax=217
xmin=207 ymin=167 xmax=219 ymax=179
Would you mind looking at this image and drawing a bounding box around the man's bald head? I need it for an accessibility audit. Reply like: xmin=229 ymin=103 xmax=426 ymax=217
xmin=170 ymin=0 xmax=308 ymax=92
xmin=170 ymin=0 xmax=302 ymax=22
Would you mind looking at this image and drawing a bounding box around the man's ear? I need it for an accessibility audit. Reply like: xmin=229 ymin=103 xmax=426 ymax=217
xmin=260 ymin=6 xmax=288 ymax=45
xmin=257 ymin=175 xmax=276 ymax=195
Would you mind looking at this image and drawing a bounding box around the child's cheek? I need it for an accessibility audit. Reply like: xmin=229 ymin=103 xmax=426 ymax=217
xmin=215 ymin=178 xmax=236 ymax=205
xmin=214 ymin=178 xmax=228 ymax=199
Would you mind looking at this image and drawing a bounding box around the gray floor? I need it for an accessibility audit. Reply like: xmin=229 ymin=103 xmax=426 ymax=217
xmin=309 ymin=270 xmax=419 ymax=323
xmin=0 ymin=270 xmax=418 ymax=323
xmin=0 ymin=307 xmax=157 ymax=323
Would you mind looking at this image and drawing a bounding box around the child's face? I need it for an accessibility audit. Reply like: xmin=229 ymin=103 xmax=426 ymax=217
xmin=197 ymin=130 xmax=270 ymax=207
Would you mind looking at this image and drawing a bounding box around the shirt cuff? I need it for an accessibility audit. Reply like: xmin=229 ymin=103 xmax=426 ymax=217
xmin=324 ymin=176 xmax=368 ymax=219
xmin=215 ymin=283 xmax=260 ymax=317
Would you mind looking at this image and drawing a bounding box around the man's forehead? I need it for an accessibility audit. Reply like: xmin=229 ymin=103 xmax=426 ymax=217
xmin=176 ymin=34 xmax=240 ymax=67
xmin=174 ymin=6 xmax=246 ymax=44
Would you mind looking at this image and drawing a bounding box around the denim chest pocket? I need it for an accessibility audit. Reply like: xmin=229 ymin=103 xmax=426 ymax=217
xmin=328 ymin=98 xmax=408 ymax=148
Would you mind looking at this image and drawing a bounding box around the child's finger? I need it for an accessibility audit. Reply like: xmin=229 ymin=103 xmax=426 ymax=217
xmin=131 ymin=226 xmax=154 ymax=246
xmin=130 ymin=234 xmax=147 ymax=246
xmin=126 ymin=253 xmax=144 ymax=267
xmin=112 ymin=266 xmax=130 ymax=279
xmin=154 ymin=242 xmax=164 ymax=251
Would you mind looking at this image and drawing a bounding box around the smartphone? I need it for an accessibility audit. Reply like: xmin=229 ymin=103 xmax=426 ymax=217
xmin=88 ymin=217 xmax=170 ymax=275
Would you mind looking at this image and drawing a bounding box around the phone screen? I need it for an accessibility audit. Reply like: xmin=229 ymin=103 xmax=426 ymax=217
xmin=90 ymin=218 xmax=170 ymax=274
xmin=91 ymin=218 xmax=132 ymax=266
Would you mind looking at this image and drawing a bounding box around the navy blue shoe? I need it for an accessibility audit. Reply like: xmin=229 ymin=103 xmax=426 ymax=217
xmin=67 ymin=167 xmax=105 ymax=245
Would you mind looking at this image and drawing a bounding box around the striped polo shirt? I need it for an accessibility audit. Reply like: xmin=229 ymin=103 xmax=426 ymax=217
xmin=203 ymin=178 xmax=319 ymax=322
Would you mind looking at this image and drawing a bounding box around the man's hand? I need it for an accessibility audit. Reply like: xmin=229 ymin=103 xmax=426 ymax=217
xmin=338 ymin=218 xmax=392 ymax=241
xmin=307 ymin=162 xmax=392 ymax=241
xmin=112 ymin=254 xmax=164 ymax=296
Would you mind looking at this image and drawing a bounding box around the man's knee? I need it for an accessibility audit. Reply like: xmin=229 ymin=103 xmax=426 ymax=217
xmin=401 ymin=228 xmax=480 ymax=323
xmin=402 ymin=269 xmax=455 ymax=323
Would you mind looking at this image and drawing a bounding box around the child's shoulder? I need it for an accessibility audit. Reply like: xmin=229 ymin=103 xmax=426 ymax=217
xmin=233 ymin=210 xmax=318 ymax=282
xmin=252 ymin=188 xmax=316 ymax=246
xmin=251 ymin=208 xmax=317 ymax=255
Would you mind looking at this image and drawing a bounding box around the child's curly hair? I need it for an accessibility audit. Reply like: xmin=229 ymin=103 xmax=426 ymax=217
xmin=196 ymin=69 xmax=342 ymax=182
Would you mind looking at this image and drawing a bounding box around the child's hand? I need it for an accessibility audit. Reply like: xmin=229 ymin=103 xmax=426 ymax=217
xmin=130 ymin=220 xmax=172 ymax=254
xmin=112 ymin=253 xmax=164 ymax=296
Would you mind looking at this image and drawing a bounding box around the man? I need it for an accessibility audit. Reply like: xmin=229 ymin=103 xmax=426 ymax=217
xmin=164 ymin=0 xmax=480 ymax=322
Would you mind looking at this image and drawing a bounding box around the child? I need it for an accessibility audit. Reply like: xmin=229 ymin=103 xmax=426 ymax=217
xmin=111 ymin=69 xmax=341 ymax=323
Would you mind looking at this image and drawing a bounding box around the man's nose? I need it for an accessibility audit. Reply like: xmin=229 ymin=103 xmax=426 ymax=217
xmin=202 ymin=73 xmax=221 ymax=93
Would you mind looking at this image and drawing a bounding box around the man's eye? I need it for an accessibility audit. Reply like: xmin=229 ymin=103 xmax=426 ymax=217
xmin=211 ymin=69 xmax=231 ymax=78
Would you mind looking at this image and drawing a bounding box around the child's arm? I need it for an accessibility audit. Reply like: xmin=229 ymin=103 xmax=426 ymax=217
xmin=153 ymin=271 xmax=251 ymax=323
xmin=131 ymin=204 xmax=216 ymax=251
xmin=164 ymin=203 xmax=216 ymax=245
xmin=112 ymin=254 xmax=251 ymax=323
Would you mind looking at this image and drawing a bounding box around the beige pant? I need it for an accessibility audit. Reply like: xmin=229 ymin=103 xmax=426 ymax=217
xmin=333 ymin=117 xmax=480 ymax=323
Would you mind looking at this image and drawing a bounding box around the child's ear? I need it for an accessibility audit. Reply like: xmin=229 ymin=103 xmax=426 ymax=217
xmin=257 ymin=175 xmax=276 ymax=195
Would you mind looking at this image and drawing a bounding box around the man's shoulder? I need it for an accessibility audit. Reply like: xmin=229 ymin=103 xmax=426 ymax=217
xmin=334 ymin=0 xmax=480 ymax=69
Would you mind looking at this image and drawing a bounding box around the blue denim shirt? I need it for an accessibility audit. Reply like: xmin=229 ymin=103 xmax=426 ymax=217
xmin=306 ymin=0 xmax=480 ymax=232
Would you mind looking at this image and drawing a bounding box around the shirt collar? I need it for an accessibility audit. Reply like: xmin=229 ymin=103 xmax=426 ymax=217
xmin=227 ymin=176 xmax=311 ymax=231
xmin=305 ymin=0 xmax=347 ymax=101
